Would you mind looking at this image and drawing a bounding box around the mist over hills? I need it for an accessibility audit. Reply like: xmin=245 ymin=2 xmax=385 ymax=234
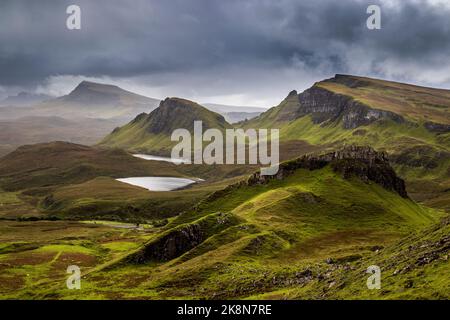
xmin=0 ymin=81 xmax=266 ymax=156
xmin=203 ymin=103 xmax=266 ymax=123
xmin=0 ymin=92 xmax=52 ymax=107
xmin=32 ymin=81 xmax=161 ymax=121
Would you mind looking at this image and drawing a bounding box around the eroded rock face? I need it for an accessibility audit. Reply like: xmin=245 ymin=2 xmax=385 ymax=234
xmin=127 ymin=212 xmax=238 ymax=264
xmin=129 ymin=224 xmax=204 ymax=263
xmin=247 ymin=145 xmax=408 ymax=198
xmin=390 ymin=145 xmax=450 ymax=170
xmin=296 ymin=87 xmax=404 ymax=129
xmin=424 ymin=121 xmax=450 ymax=133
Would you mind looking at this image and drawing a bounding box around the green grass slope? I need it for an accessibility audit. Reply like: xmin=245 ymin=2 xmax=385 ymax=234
xmin=0 ymin=141 xmax=260 ymax=220
xmin=25 ymin=149 xmax=444 ymax=300
xmin=242 ymin=75 xmax=450 ymax=211
xmin=318 ymin=74 xmax=450 ymax=124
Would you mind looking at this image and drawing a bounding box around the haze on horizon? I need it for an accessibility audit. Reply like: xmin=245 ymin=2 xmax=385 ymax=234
xmin=1 ymin=0 xmax=450 ymax=107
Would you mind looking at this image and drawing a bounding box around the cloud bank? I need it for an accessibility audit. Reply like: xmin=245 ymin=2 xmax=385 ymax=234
xmin=1 ymin=0 xmax=450 ymax=106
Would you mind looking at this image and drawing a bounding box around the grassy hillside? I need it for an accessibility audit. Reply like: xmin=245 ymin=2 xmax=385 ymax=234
xmin=0 ymin=141 xmax=185 ymax=191
xmin=245 ymin=75 xmax=450 ymax=128
xmin=99 ymin=97 xmax=232 ymax=155
xmin=242 ymin=75 xmax=450 ymax=212
xmin=11 ymin=149 xmax=445 ymax=300
xmin=0 ymin=75 xmax=448 ymax=300
xmin=318 ymin=75 xmax=450 ymax=124
xmin=0 ymin=141 xmax=256 ymax=220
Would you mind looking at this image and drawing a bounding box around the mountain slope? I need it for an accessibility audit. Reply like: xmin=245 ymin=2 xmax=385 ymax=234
xmin=99 ymin=97 xmax=233 ymax=155
xmin=0 ymin=82 xmax=161 ymax=155
xmin=246 ymin=74 xmax=450 ymax=128
xmin=32 ymin=146 xmax=444 ymax=300
xmin=242 ymin=75 xmax=450 ymax=211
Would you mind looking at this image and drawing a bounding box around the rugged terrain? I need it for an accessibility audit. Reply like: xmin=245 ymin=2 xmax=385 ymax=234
xmin=1 ymin=146 xmax=446 ymax=299
xmin=243 ymin=75 xmax=450 ymax=213
xmin=0 ymin=75 xmax=448 ymax=300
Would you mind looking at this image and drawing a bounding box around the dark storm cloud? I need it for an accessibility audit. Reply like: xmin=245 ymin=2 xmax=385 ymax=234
xmin=1 ymin=0 xmax=450 ymax=100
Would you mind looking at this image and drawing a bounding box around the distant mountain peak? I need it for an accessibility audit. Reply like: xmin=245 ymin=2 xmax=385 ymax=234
xmin=70 ymin=81 xmax=122 ymax=95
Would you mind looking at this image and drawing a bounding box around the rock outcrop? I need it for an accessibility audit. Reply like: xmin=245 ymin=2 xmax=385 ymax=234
xmin=248 ymin=145 xmax=408 ymax=198
xmin=424 ymin=121 xmax=450 ymax=133
xmin=129 ymin=224 xmax=204 ymax=263
xmin=296 ymin=86 xmax=404 ymax=129
xmin=127 ymin=212 xmax=238 ymax=263
xmin=205 ymin=146 xmax=408 ymax=202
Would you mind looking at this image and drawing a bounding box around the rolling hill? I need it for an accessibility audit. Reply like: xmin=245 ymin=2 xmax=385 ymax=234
xmin=0 ymin=141 xmax=187 ymax=191
xmin=21 ymin=146 xmax=446 ymax=300
xmin=0 ymin=141 xmax=253 ymax=220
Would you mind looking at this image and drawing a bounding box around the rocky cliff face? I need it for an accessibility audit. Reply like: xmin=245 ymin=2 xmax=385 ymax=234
xmin=129 ymin=224 xmax=204 ymax=263
xmin=207 ymin=146 xmax=407 ymax=200
xmin=424 ymin=121 xmax=450 ymax=133
xmin=296 ymin=86 xmax=404 ymax=129
xmin=127 ymin=212 xmax=238 ymax=263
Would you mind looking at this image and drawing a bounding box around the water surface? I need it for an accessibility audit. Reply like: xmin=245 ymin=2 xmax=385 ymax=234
xmin=133 ymin=154 xmax=188 ymax=164
xmin=116 ymin=177 xmax=197 ymax=191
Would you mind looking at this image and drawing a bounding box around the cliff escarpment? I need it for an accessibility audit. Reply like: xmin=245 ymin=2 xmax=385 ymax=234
xmin=206 ymin=146 xmax=408 ymax=203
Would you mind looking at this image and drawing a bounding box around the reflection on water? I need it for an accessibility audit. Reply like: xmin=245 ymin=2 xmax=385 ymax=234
xmin=132 ymin=154 xmax=188 ymax=164
xmin=116 ymin=177 xmax=197 ymax=191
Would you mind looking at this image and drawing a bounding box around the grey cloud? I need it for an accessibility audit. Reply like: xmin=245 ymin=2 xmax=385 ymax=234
xmin=1 ymin=0 xmax=450 ymax=103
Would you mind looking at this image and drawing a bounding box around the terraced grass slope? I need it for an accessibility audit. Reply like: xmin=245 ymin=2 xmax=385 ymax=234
xmin=20 ymin=146 xmax=445 ymax=300
xmin=99 ymin=97 xmax=232 ymax=155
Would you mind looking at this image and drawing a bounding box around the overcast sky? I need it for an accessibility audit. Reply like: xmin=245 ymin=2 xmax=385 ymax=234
xmin=1 ymin=0 xmax=450 ymax=107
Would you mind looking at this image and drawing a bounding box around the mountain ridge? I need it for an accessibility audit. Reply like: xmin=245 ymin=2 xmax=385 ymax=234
xmin=245 ymin=74 xmax=450 ymax=129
